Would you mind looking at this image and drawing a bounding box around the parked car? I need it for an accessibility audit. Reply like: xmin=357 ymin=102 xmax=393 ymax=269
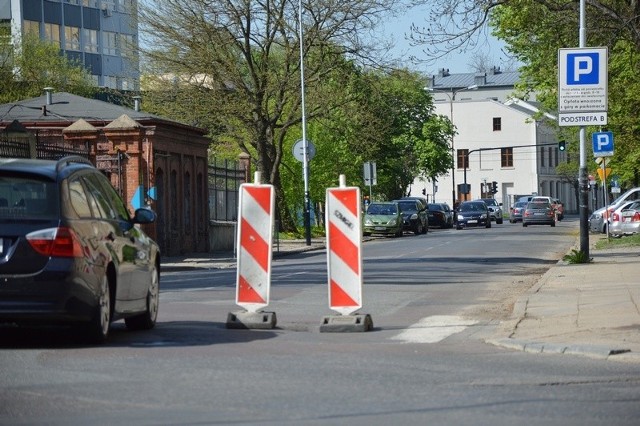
xmin=523 ymin=200 xmax=556 ymax=227
xmin=509 ymin=200 xmax=528 ymax=223
xmin=456 ymin=201 xmax=491 ymax=230
xmin=363 ymin=202 xmax=403 ymax=237
xmin=0 ymin=157 xmax=160 ymax=343
xmin=426 ymin=202 xmax=454 ymax=228
xmin=477 ymin=198 xmax=503 ymax=224
xmin=609 ymin=201 xmax=640 ymax=237
xmin=394 ymin=199 xmax=428 ymax=235
xmin=589 ymin=187 xmax=640 ymax=233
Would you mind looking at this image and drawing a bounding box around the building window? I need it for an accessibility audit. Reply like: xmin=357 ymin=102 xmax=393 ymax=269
xmin=119 ymin=33 xmax=136 ymax=56
xmin=102 ymin=0 xmax=116 ymax=11
xmin=44 ymin=23 xmax=61 ymax=47
xmin=493 ymin=117 xmax=502 ymax=131
xmin=103 ymin=31 xmax=117 ymax=55
xmin=83 ymin=29 xmax=98 ymax=53
xmin=23 ymin=20 xmax=40 ymax=36
xmin=103 ymin=76 xmax=117 ymax=89
xmin=83 ymin=0 xmax=99 ymax=7
xmin=540 ymin=147 xmax=546 ymax=167
xmin=501 ymin=147 xmax=513 ymax=168
xmin=65 ymin=26 xmax=81 ymax=51
xmin=457 ymin=149 xmax=469 ymax=169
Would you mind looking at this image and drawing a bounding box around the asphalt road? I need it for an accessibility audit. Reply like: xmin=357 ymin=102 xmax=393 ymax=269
xmin=2 ymin=218 xmax=640 ymax=425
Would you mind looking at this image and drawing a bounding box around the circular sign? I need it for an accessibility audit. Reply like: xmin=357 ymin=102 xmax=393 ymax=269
xmin=292 ymin=139 xmax=316 ymax=162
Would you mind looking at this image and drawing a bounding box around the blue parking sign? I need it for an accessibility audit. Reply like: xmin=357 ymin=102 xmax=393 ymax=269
xmin=566 ymin=53 xmax=600 ymax=85
xmin=592 ymin=131 xmax=614 ymax=157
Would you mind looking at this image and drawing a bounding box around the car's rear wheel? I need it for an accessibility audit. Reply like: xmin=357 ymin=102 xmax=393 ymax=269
xmin=125 ymin=263 xmax=159 ymax=330
xmin=497 ymin=218 xmax=503 ymax=224
xmin=84 ymin=275 xmax=111 ymax=343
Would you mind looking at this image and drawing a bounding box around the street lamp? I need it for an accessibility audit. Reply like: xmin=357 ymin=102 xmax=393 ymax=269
xmin=426 ymin=84 xmax=478 ymax=206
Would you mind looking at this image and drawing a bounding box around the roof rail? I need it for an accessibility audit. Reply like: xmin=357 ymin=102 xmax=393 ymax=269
xmin=56 ymin=156 xmax=93 ymax=172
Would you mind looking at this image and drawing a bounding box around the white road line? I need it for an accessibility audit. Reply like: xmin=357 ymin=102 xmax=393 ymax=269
xmin=391 ymin=315 xmax=478 ymax=344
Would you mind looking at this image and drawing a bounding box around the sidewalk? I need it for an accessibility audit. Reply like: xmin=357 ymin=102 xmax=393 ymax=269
xmin=488 ymin=235 xmax=640 ymax=363
xmin=161 ymin=235 xmax=640 ymax=362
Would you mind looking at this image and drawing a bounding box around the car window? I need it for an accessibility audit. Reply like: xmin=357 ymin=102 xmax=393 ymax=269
xmin=82 ymin=174 xmax=116 ymax=220
xmin=89 ymin=173 xmax=131 ymax=222
xmin=0 ymin=176 xmax=57 ymax=219
xmin=398 ymin=202 xmax=417 ymax=212
xmin=368 ymin=204 xmax=393 ymax=215
xmin=68 ymin=177 xmax=93 ymax=219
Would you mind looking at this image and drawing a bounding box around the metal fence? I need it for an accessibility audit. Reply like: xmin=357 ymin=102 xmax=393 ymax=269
xmin=1 ymin=134 xmax=89 ymax=160
xmin=208 ymin=158 xmax=246 ymax=222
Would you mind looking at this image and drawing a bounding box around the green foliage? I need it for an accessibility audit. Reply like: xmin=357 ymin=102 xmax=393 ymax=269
xmin=490 ymin=0 xmax=640 ymax=189
xmin=562 ymin=249 xmax=592 ymax=264
xmin=0 ymin=33 xmax=95 ymax=103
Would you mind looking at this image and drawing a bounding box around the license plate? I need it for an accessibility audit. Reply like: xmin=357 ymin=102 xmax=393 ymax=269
xmin=374 ymin=227 xmax=386 ymax=231
xmin=468 ymin=220 xmax=477 ymax=224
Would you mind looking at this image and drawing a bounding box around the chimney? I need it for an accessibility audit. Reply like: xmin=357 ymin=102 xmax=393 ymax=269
xmin=438 ymin=68 xmax=450 ymax=77
xmin=474 ymin=73 xmax=486 ymax=86
xmin=133 ymin=96 xmax=142 ymax=112
xmin=44 ymin=87 xmax=54 ymax=105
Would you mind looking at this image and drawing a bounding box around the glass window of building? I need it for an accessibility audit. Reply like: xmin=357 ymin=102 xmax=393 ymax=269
xmin=44 ymin=23 xmax=61 ymax=47
xmin=83 ymin=29 xmax=98 ymax=53
xmin=65 ymin=26 xmax=81 ymax=51
xmin=119 ymin=33 xmax=135 ymax=56
xmin=103 ymin=32 xmax=117 ymax=55
xmin=23 ymin=20 xmax=40 ymax=36
xmin=102 ymin=0 xmax=116 ymax=11
xmin=103 ymin=75 xmax=117 ymax=89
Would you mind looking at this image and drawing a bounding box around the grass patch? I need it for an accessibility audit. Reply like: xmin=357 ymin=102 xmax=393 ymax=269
xmin=594 ymin=233 xmax=640 ymax=249
xmin=277 ymin=226 xmax=326 ymax=240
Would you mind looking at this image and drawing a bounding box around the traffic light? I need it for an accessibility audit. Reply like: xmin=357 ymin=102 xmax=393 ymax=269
xmin=558 ymin=140 xmax=566 ymax=151
xmin=491 ymin=181 xmax=498 ymax=194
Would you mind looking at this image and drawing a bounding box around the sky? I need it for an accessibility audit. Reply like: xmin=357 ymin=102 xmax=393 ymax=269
xmin=380 ymin=4 xmax=509 ymax=75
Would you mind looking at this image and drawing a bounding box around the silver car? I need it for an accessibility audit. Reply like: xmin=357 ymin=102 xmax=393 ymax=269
xmin=589 ymin=187 xmax=640 ymax=233
xmin=477 ymin=198 xmax=503 ymax=224
xmin=610 ymin=201 xmax=640 ymax=237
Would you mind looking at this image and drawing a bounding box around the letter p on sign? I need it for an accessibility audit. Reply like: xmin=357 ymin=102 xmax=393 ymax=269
xmin=567 ymin=53 xmax=599 ymax=84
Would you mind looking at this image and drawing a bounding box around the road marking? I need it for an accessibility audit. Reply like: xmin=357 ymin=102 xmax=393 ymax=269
xmin=391 ymin=315 xmax=478 ymax=344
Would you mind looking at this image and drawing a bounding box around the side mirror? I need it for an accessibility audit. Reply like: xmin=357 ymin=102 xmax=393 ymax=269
xmin=134 ymin=207 xmax=157 ymax=224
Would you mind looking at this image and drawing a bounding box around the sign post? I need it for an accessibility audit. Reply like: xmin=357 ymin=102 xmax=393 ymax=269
xmin=226 ymin=172 xmax=277 ymax=329
xmin=558 ymin=41 xmax=608 ymax=258
xmin=320 ymin=174 xmax=372 ymax=332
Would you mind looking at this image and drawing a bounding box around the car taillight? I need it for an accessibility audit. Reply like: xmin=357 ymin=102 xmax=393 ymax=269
xmin=26 ymin=227 xmax=84 ymax=258
xmin=612 ymin=212 xmax=620 ymax=222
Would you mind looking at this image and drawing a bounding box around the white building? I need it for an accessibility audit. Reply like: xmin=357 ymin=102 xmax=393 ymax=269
xmin=412 ymin=67 xmax=575 ymax=212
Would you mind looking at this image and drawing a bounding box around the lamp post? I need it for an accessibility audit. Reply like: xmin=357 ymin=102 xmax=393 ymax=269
xmin=426 ymin=85 xmax=477 ymax=207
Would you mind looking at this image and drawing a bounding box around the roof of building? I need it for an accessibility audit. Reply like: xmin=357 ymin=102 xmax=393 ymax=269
xmin=0 ymin=92 xmax=201 ymax=132
xmin=428 ymin=67 xmax=520 ymax=91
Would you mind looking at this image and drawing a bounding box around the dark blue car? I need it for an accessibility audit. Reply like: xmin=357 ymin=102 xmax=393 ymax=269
xmin=456 ymin=201 xmax=491 ymax=230
xmin=0 ymin=157 xmax=160 ymax=343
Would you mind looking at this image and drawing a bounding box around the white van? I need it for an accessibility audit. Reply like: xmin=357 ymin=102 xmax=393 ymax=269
xmin=589 ymin=187 xmax=640 ymax=233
